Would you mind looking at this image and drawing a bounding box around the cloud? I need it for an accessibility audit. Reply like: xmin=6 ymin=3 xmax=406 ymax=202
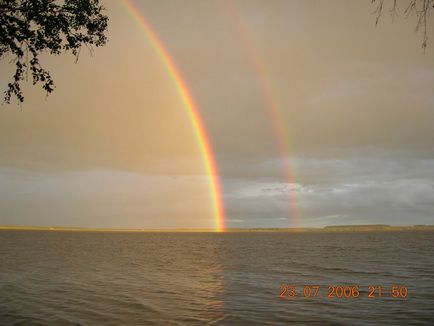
xmin=227 ymin=219 xmax=244 ymax=223
xmin=0 ymin=1 xmax=433 ymax=228
xmin=222 ymin=153 xmax=434 ymax=227
xmin=0 ymin=168 xmax=216 ymax=228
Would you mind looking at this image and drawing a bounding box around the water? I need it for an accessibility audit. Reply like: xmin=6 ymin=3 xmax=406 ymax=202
xmin=0 ymin=231 xmax=433 ymax=325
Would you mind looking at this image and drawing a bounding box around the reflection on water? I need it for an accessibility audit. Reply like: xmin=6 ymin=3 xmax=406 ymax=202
xmin=0 ymin=231 xmax=433 ymax=325
xmin=0 ymin=232 xmax=226 ymax=325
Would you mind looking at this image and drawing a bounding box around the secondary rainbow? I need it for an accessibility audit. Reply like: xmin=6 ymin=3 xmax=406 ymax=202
xmin=225 ymin=2 xmax=300 ymax=227
xmin=123 ymin=0 xmax=225 ymax=231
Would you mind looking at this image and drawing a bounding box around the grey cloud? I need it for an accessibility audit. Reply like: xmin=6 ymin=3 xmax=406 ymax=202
xmin=222 ymin=154 xmax=434 ymax=227
xmin=1 ymin=0 xmax=433 ymax=228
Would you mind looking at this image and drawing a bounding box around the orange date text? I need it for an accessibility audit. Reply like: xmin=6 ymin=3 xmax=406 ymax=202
xmin=279 ymin=284 xmax=409 ymax=299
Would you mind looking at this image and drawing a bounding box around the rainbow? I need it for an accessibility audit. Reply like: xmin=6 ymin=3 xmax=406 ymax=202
xmin=123 ymin=0 xmax=225 ymax=231
xmin=225 ymin=2 xmax=300 ymax=227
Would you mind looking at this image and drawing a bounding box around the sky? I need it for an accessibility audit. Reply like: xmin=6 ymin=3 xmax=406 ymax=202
xmin=0 ymin=0 xmax=433 ymax=229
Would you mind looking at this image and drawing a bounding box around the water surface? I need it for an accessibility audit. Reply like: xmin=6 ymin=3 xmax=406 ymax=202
xmin=0 ymin=231 xmax=433 ymax=325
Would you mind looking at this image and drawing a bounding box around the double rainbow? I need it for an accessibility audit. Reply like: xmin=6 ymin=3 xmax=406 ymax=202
xmin=123 ymin=0 xmax=225 ymax=231
xmin=123 ymin=1 xmax=300 ymax=230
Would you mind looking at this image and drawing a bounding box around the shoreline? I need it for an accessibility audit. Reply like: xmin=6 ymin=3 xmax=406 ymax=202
xmin=1 ymin=225 xmax=434 ymax=233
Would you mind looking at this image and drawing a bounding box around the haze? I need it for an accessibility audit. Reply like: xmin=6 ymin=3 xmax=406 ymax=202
xmin=0 ymin=0 xmax=433 ymax=228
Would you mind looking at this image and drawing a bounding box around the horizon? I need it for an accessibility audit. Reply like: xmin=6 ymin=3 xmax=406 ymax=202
xmin=2 ymin=223 xmax=434 ymax=233
xmin=1 ymin=1 xmax=433 ymax=325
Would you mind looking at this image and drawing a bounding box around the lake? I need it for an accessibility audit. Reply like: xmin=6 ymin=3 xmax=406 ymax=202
xmin=0 ymin=231 xmax=433 ymax=325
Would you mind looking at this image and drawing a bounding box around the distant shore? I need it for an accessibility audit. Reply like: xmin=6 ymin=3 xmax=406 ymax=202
xmin=1 ymin=224 xmax=433 ymax=233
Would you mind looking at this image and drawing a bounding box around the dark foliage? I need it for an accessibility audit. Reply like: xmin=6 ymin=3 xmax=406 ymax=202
xmin=372 ymin=0 xmax=434 ymax=51
xmin=0 ymin=0 xmax=108 ymax=103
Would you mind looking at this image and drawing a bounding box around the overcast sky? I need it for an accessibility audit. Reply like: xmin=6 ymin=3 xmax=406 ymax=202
xmin=0 ymin=0 xmax=433 ymax=228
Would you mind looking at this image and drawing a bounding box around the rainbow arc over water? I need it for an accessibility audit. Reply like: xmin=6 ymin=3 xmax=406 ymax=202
xmin=123 ymin=0 xmax=225 ymax=231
